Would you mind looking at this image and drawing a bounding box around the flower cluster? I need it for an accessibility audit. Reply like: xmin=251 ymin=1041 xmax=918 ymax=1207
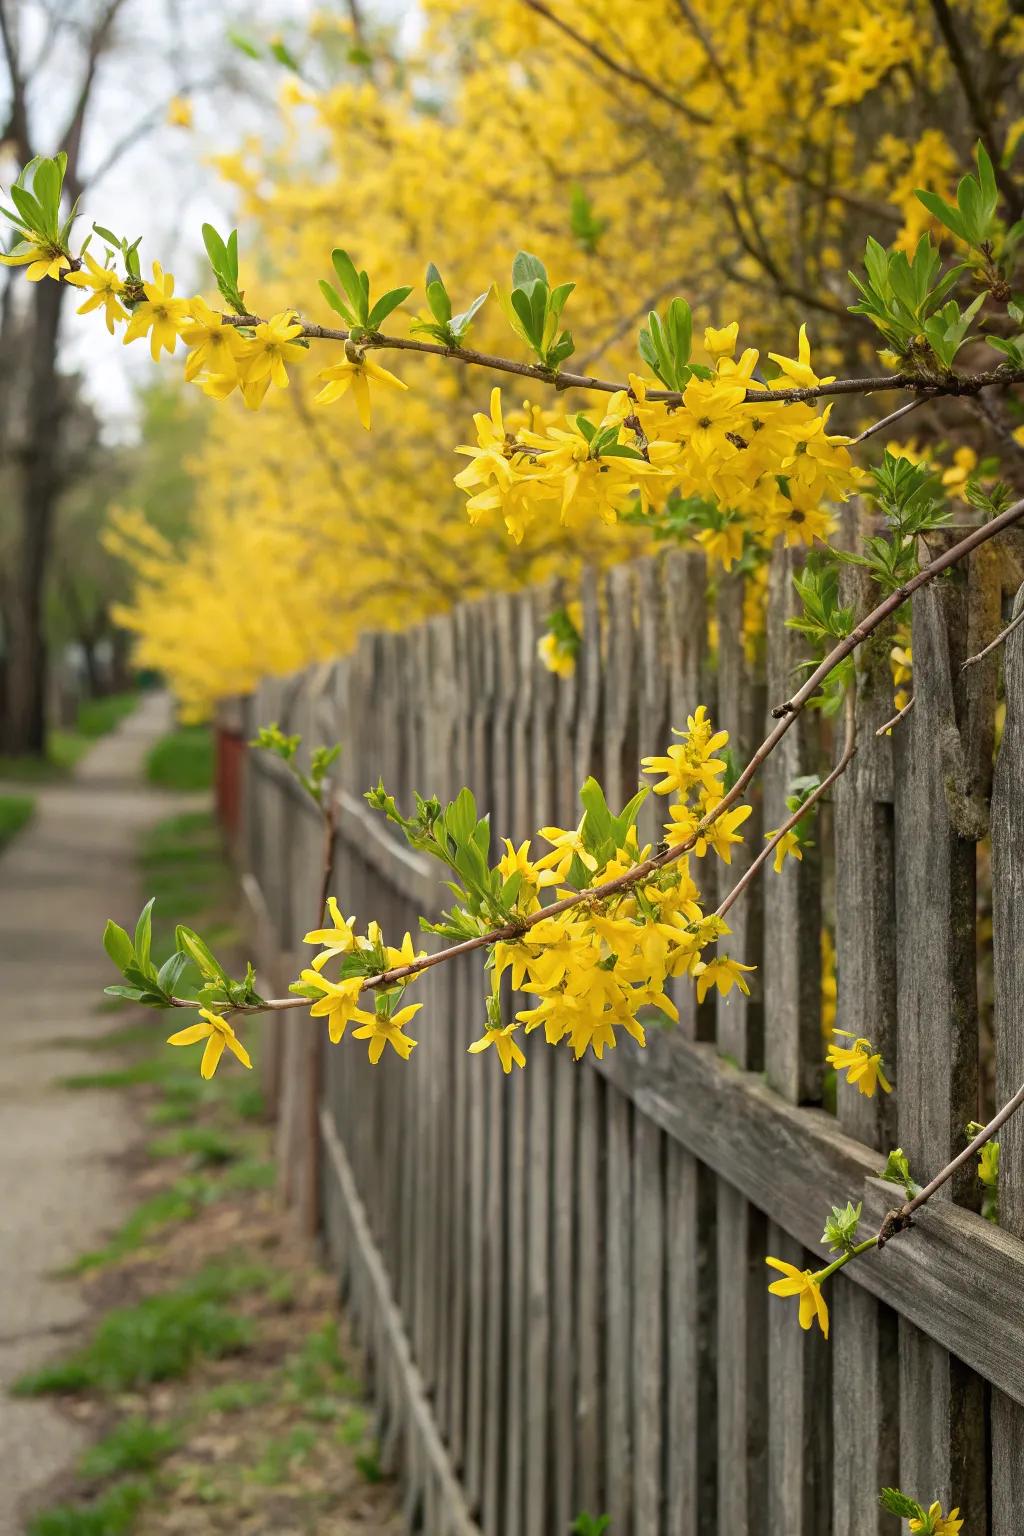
xmin=63 ymin=256 xmax=409 ymax=424
xmin=286 ymin=709 xmax=757 ymax=1076
xmin=454 ymin=327 xmax=860 ymax=562
xmin=296 ymin=898 xmax=427 ymax=1063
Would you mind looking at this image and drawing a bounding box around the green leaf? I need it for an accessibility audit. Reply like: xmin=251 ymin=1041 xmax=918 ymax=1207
xmin=915 ymin=188 xmax=967 ymax=243
xmin=319 ymin=280 xmax=354 ymax=324
xmin=227 ymin=28 xmax=262 ymax=59
xmin=878 ymin=1488 xmax=925 ymax=1521
xmin=332 ymin=249 xmax=367 ymax=321
xmin=103 ymin=984 xmax=148 ymax=1002
xmin=510 ymin=285 xmax=541 ymax=347
xmin=425 ymin=267 xmax=451 ymax=324
xmin=92 ymin=223 xmax=121 ymax=247
xmin=103 ymin=920 xmax=135 ymax=975
xmin=202 ymin=223 xmax=227 ymax=273
xmin=134 ymin=898 xmax=155 ymax=976
xmin=512 ymin=250 xmax=547 ymax=288
xmin=9 ymin=183 xmax=44 ymax=235
xmin=175 ymin=925 xmax=230 ymax=986
xmin=579 ymin=777 xmax=614 ymax=849
xmin=269 ymin=39 xmax=301 ymax=71
xmin=156 ymin=950 xmax=190 ymax=998
xmin=367 ymin=284 xmax=413 ymax=330
xmin=450 ymin=290 xmax=488 ymax=338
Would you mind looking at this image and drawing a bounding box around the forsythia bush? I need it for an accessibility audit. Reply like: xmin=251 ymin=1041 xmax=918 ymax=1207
xmin=4 ymin=6 xmax=1024 ymax=1528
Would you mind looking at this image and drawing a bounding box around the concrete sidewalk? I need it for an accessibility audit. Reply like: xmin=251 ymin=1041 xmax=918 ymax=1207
xmin=0 ymin=693 xmax=202 ymax=1533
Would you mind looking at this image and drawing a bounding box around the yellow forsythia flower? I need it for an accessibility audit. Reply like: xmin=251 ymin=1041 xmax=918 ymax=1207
xmin=909 ymin=1502 xmax=963 ymax=1536
xmin=826 ymin=1029 xmax=892 ymax=1097
xmin=468 ymin=1022 xmax=526 ymax=1073
xmin=166 ymin=96 xmax=193 ymax=128
xmin=765 ymin=1257 xmax=829 ymax=1338
xmin=350 ymin=1002 xmax=421 ymax=1063
xmin=166 ymin=1007 xmax=252 ymax=1079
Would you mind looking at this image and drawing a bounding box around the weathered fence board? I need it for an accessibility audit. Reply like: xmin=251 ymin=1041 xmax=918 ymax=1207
xmin=236 ymin=532 xmax=1024 ymax=1534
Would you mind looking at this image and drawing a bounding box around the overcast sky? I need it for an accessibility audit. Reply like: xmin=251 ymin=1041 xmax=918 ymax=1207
xmin=2 ymin=0 xmax=418 ymax=438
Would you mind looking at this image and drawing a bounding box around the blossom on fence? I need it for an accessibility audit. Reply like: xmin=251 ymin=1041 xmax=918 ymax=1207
xmin=765 ymin=1257 xmax=830 ymax=1338
xmin=827 ymin=1029 xmax=893 ymax=1097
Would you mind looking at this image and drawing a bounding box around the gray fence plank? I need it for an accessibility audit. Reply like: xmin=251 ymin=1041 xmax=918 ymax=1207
xmin=990 ymin=583 xmax=1024 ymax=1535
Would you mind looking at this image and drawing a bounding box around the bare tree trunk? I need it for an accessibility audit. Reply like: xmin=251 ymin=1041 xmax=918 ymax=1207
xmin=5 ymin=276 xmax=67 ymax=755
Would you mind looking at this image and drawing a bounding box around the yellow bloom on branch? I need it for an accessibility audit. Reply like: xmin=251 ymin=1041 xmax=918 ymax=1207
xmin=180 ymin=298 xmax=245 ymax=383
xmin=239 ymin=310 xmax=306 ymax=404
xmin=300 ymin=969 xmax=364 ymax=1043
xmin=351 ymin=1002 xmax=421 ymax=1063
xmin=909 ymin=1502 xmax=963 ymax=1536
xmin=766 ymin=827 xmax=803 ymax=873
xmin=166 ymin=95 xmax=193 ymax=128
xmin=468 ymin=1021 xmax=526 ymax=1073
xmin=122 ymin=262 xmax=190 ymax=360
xmin=64 ymin=251 xmax=128 ymax=333
xmin=765 ymin=1256 xmax=829 ymax=1338
xmin=314 ymin=349 xmax=408 ymax=429
xmin=0 ymin=240 xmax=69 ymax=282
xmin=692 ymin=801 xmax=752 ymax=864
xmin=166 ymin=1007 xmax=252 ymax=1079
xmin=693 ymin=954 xmax=756 ymax=1004
xmin=826 ymin=1029 xmax=892 ymax=1097
xmin=303 ymin=895 xmax=357 ymax=970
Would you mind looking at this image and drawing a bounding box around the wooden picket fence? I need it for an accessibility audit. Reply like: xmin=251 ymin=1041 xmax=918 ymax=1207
xmin=230 ymin=527 xmax=1024 ymax=1536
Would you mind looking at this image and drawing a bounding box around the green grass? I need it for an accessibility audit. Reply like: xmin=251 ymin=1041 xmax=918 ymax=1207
xmin=138 ymin=810 xmax=229 ymax=934
xmin=145 ymin=726 xmax=213 ymax=791
xmin=148 ymin=1126 xmax=240 ymax=1167
xmin=195 ymin=1379 xmax=273 ymax=1415
xmin=13 ymin=1263 xmax=268 ymax=1396
xmin=250 ymin=1426 xmax=318 ymax=1486
xmin=69 ymin=1181 xmax=210 ymax=1273
xmin=0 ymin=692 xmax=138 ymax=784
xmin=76 ymin=692 xmax=139 ymax=740
xmin=79 ymin=1418 xmax=178 ymax=1480
xmin=0 ymin=792 xmax=34 ymax=850
xmin=27 ymin=1478 xmax=151 ymax=1536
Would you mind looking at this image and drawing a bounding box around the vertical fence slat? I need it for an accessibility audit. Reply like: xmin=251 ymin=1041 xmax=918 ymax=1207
xmin=760 ymin=546 xmax=832 ymax=1533
xmin=600 ymin=564 xmax=637 ymax=1532
xmin=831 ymin=540 xmax=902 ymax=1533
xmin=483 ymin=596 xmax=511 ymax=1535
xmin=463 ymin=601 xmax=491 ymax=1517
xmin=525 ymin=582 xmax=556 ymax=1535
xmin=894 ymin=560 xmax=990 ymax=1524
xmin=714 ymin=568 xmax=768 ymax=1536
xmin=990 ymin=583 xmax=1024 ymax=1535
xmin=763 ymin=545 xmax=823 ymax=1104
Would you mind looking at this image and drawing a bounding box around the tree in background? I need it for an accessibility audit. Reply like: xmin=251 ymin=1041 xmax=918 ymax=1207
xmin=102 ymin=0 xmax=1024 ymax=718
xmin=0 ymin=0 xmax=253 ymax=754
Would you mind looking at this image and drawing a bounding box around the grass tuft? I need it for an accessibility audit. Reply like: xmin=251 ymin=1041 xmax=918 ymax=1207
xmin=79 ymin=1418 xmax=178 ymax=1480
xmin=13 ymin=1264 xmax=267 ymax=1395
xmin=0 ymin=792 xmax=35 ymax=850
xmin=145 ymin=726 xmax=213 ymax=791
xmin=27 ymin=1478 xmax=150 ymax=1536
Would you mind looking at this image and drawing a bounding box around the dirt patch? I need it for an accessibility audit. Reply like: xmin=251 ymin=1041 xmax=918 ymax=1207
xmin=19 ymin=1045 xmax=403 ymax=1536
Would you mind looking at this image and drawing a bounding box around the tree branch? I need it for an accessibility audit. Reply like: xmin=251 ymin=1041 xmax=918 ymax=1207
xmin=168 ymin=493 xmax=1024 ymax=1017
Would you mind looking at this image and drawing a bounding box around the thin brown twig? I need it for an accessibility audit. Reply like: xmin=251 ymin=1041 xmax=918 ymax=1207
xmin=875 ymin=696 xmax=915 ymax=735
xmin=168 ymin=493 xmax=1024 ymax=1018
xmin=850 ymin=395 xmax=935 ymax=445
xmin=961 ymin=600 xmax=1024 ymax=671
xmin=519 ymin=0 xmax=710 ymax=124
xmin=218 ymin=310 xmax=1024 ymax=409
xmin=902 ymin=1083 xmax=1024 ymax=1216
xmin=714 ymin=692 xmax=857 ymax=920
